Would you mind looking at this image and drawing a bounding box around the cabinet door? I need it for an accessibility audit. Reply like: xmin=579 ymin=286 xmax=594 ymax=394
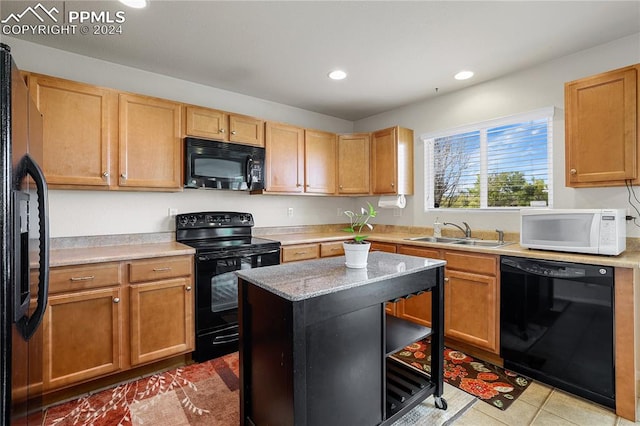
xmin=444 ymin=269 xmax=498 ymax=352
xmin=444 ymin=250 xmax=498 ymax=353
xmin=265 ymin=122 xmax=305 ymax=192
xmin=305 ymin=129 xmax=337 ymax=194
xmin=229 ymin=113 xmax=265 ymax=147
xmin=28 ymin=74 xmax=116 ymax=188
xmin=337 ymin=133 xmax=370 ymax=194
xmin=185 ymin=106 xmax=228 ymax=140
xmin=43 ymin=287 xmax=123 ymax=391
xmin=565 ymin=65 xmax=639 ymax=187
xmin=129 ymin=278 xmax=194 ymax=366
xmin=119 ymin=93 xmax=182 ymax=190
xmin=371 ymin=127 xmax=398 ymax=194
xmin=395 ymin=245 xmax=441 ymax=327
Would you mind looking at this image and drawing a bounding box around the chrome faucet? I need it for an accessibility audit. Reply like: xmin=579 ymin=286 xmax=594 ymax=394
xmin=496 ymin=229 xmax=504 ymax=244
xmin=443 ymin=222 xmax=472 ymax=238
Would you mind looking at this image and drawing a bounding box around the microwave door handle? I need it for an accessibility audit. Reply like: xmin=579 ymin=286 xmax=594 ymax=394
xmin=245 ymin=155 xmax=253 ymax=186
xmin=18 ymin=154 xmax=49 ymax=340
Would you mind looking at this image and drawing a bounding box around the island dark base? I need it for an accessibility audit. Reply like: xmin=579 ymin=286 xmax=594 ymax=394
xmin=239 ymin=262 xmax=446 ymax=426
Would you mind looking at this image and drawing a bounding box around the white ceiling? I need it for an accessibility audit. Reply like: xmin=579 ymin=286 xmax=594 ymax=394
xmin=4 ymin=1 xmax=640 ymax=121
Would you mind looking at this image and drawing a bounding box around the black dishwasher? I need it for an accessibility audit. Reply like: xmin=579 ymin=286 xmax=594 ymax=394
xmin=500 ymin=256 xmax=614 ymax=408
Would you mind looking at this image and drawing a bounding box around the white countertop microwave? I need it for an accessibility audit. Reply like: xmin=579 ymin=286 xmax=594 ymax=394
xmin=520 ymin=209 xmax=626 ymax=255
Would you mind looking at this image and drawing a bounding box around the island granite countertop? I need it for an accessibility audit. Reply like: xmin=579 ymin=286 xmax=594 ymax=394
xmin=235 ymin=251 xmax=446 ymax=301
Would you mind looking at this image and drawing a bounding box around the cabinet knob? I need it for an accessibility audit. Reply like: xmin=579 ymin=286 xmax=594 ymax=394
xmin=231 ymin=130 xmax=237 ymax=135
xmin=120 ymin=173 xmax=127 ymax=180
xmin=391 ymin=182 xmax=395 ymax=187
xmin=102 ymin=172 xmax=110 ymax=178
xmin=113 ymin=297 xmax=120 ymax=303
xmin=186 ymin=286 xmax=192 ymax=291
xmin=339 ymin=185 xmax=343 ymax=189
xmin=296 ymin=183 xmax=302 ymax=187
xmin=220 ymin=128 xmax=225 ymax=133
xmin=444 ymin=277 xmax=449 ymax=282
xmin=570 ymin=168 xmax=577 ymax=175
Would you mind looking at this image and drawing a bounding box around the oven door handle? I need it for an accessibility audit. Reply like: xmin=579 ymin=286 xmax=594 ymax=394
xmin=212 ymin=333 xmax=239 ymax=345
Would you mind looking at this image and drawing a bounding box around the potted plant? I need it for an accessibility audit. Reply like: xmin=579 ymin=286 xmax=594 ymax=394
xmin=342 ymin=202 xmax=377 ymax=268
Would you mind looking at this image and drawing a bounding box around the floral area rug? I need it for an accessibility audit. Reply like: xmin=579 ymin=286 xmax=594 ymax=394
xmin=392 ymin=339 xmax=531 ymax=411
xmin=43 ymin=353 xmax=239 ymax=426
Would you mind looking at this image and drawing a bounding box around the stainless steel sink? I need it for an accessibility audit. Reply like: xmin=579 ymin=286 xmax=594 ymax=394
xmin=404 ymin=236 xmax=513 ymax=248
xmin=451 ymin=239 xmax=513 ymax=248
xmin=404 ymin=236 xmax=463 ymax=243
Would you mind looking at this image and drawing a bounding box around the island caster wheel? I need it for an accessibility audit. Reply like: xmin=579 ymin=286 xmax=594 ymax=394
xmin=434 ymin=396 xmax=448 ymax=410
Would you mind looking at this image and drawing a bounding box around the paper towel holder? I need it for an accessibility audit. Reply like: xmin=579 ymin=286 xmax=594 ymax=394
xmin=377 ymin=194 xmax=406 ymax=209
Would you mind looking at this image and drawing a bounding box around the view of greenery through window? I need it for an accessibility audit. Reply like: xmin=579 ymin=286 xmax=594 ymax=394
xmin=426 ymin=113 xmax=552 ymax=209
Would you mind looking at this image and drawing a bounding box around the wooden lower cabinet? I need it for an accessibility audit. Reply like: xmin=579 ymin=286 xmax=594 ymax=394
xmin=396 ymin=245 xmax=499 ymax=354
xmin=43 ymin=255 xmax=194 ymax=393
xmin=130 ymin=278 xmax=194 ymax=366
xmin=44 ymin=286 xmax=123 ymax=391
xmin=444 ymin=251 xmax=499 ymax=353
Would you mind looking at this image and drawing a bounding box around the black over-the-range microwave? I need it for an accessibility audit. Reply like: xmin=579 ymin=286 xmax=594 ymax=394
xmin=184 ymin=137 xmax=265 ymax=191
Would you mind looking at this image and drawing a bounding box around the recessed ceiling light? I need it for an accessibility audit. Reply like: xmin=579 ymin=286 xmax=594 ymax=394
xmin=328 ymin=70 xmax=347 ymax=80
xmin=454 ymin=70 xmax=474 ymax=80
xmin=119 ymin=0 xmax=147 ymax=8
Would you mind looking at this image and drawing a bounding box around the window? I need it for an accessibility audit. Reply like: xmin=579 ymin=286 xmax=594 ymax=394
xmin=422 ymin=107 xmax=554 ymax=210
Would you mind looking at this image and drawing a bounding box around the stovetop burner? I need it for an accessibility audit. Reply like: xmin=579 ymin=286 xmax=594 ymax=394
xmin=182 ymin=236 xmax=281 ymax=252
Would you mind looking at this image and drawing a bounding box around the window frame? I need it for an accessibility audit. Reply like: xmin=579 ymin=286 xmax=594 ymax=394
xmin=422 ymin=107 xmax=555 ymax=211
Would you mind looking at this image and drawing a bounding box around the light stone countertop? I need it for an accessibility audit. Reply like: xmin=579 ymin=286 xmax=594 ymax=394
xmin=48 ymin=242 xmax=195 ymax=267
xmin=236 ymin=251 xmax=446 ymax=301
xmin=265 ymin=231 xmax=640 ymax=269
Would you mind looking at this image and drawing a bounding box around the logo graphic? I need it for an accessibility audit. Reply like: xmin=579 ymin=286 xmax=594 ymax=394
xmin=1 ymin=3 xmax=59 ymax=24
xmin=2 ymin=2 xmax=127 ymax=36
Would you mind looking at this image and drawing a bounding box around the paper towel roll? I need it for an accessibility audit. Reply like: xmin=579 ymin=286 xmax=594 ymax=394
xmin=377 ymin=195 xmax=406 ymax=209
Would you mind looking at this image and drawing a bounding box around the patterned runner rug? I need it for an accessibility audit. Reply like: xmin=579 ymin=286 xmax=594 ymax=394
xmin=43 ymin=352 xmax=477 ymax=425
xmin=392 ymin=339 xmax=531 ymax=411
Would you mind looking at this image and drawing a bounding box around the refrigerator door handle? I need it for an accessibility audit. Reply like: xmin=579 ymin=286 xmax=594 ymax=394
xmin=15 ymin=154 xmax=49 ymax=340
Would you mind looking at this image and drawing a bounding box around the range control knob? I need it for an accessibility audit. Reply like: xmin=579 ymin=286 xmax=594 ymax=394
xmin=178 ymin=216 xmax=189 ymax=227
xmin=188 ymin=215 xmax=198 ymax=225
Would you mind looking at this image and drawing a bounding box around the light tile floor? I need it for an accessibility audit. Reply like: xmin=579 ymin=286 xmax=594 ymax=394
xmin=453 ymin=381 xmax=638 ymax=425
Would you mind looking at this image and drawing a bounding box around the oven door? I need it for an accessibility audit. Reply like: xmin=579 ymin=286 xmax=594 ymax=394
xmin=193 ymin=247 xmax=280 ymax=361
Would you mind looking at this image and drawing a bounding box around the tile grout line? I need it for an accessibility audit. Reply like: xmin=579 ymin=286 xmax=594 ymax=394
xmin=528 ymin=387 xmax=556 ymax=425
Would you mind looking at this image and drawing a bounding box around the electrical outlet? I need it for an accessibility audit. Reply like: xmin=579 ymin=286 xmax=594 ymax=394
xmin=168 ymin=208 xmax=178 ymax=216
xmin=287 ymin=207 xmax=294 ymax=217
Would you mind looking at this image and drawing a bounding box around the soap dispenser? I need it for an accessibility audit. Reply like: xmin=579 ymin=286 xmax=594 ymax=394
xmin=433 ymin=217 xmax=442 ymax=237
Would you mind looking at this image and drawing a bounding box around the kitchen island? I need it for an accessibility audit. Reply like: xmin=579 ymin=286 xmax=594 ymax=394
xmin=236 ymin=251 xmax=447 ymax=426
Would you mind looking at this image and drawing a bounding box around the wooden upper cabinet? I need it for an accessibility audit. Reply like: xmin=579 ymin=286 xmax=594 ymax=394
xmin=371 ymin=126 xmax=414 ymax=195
xmin=565 ymin=64 xmax=639 ymax=187
xmin=28 ymin=74 xmax=116 ymax=188
xmin=338 ymin=133 xmax=370 ymax=194
xmin=265 ymin=122 xmax=305 ymax=192
xmin=305 ymin=129 xmax=337 ymax=194
xmin=185 ymin=105 xmax=264 ymax=147
xmin=119 ymin=93 xmax=182 ymax=191
xmin=185 ymin=105 xmax=227 ymax=140
xmin=229 ymin=113 xmax=265 ymax=147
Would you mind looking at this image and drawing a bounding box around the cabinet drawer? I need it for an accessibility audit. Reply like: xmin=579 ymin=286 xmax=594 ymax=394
xmin=128 ymin=256 xmax=193 ymax=283
xmin=281 ymin=244 xmax=320 ymax=263
xmin=49 ymin=262 xmax=122 ymax=294
xmin=320 ymin=241 xmax=345 ymax=257
xmin=370 ymin=242 xmax=397 ymax=253
xmin=444 ymin=250 xmax=497 ymax=276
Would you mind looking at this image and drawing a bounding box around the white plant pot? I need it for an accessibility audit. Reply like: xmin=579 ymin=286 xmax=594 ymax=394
xmin=343 ymin=241 xmax=371 ymax=268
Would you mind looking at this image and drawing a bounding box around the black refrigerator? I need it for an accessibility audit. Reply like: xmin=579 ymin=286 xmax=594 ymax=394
xmin=0 ymin=43 xmax=50 ymax=425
